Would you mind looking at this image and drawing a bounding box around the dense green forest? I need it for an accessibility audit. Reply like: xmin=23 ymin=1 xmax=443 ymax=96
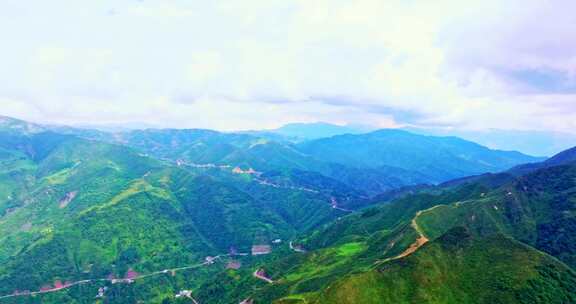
xmin=191 ymin=146 xmax=576 ymax=303
xmin=0 ymin=116 xmax=574 ymax=303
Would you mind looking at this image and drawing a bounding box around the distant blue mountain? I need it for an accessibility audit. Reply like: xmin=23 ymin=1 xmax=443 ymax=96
xmin=404 ymin=127 xmax=576 ymax=157
xmin=298 ymin=129 xmax=545 ymax=183
xmin=263 ymin=123 xmax=572 ymax=157
xmin=100 ymin=126 xmax=544 ymax=195
xmin=265 ymin=122 xmax=371 ymax=140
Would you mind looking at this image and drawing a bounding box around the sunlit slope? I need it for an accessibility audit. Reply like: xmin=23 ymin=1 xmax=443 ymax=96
xmin=310 ymin=228 xmax=576 ymax=304
xmin=0 ymin=131 xmax=324 ymax=301
xmin=413 ymin=161 xmax=576 ymax=269
xmin=208 ymin=148 xmax=576 ymax=303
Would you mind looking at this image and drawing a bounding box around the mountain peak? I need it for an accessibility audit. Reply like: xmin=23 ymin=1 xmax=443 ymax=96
xmin=270 ymin=122 xmax=370 ymax=140
xmin=545 ymin=146 xmax=576 ymax=166
xmin=0 ymin=115 xmax=44 ymax=134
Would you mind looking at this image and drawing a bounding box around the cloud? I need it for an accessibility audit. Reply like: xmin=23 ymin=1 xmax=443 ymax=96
xmin=0 ymin=0 xmax=574 ymax=133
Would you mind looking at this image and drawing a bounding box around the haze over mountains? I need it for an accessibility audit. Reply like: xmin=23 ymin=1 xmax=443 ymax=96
xmin=61 ymin=119 xmax=576 ymax=157
xmin=405 ymin=127 xmax=576 ymax=157
xmin=0 ymin=115 xmax=543 ymax=195
xmin=260 ymin=122 xmax=576 ymax=157
xmin=257 ymin=123 xmax=370 ymax=141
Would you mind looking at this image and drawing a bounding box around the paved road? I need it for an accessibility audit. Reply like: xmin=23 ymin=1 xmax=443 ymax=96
xmin=253 ymin=269 xmax=274 ymax=284
xmin=0 ymin=255 xmax=227 ymax=300
xmin=289 ymin=241 xmax=306 ymax=253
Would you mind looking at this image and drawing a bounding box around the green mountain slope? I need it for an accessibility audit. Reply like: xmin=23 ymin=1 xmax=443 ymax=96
xmin=110 ymin=128 xmax=432 ymax=195
xmin=0 ymin=130 xmax=343 ymax=302
xmin=298 ymin=129 xmax=543 ymax=182
xmin=111 ymin=127 xmax=541 ymax=196
xmin=202 ymin=147 xmax=576 ymax=303
xmin=413 ymin=161 xmax=576 ymax=268
xmin=3 ymin=116 xmax=537 ymax=197
xmin=311 ymin=228 xmax=576 ymax=304
xmin=194 ymin=184 xmax=487 ymax=303
xmin=0 ymin=116 xmax=568 ymax=304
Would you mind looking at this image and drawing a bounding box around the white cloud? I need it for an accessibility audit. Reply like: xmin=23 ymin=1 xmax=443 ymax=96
xmin=0 ymin=0 xmax=574 ymax=133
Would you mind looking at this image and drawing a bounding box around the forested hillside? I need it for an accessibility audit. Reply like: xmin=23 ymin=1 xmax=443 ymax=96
xmin=110 ymin=127 xmax=542 ymax=196
xmin=0 ymin=121 xmax=351 ymax=302
xmin=0 ymin=116 xmax=571 ymax=303
xmin=196 ymin=147 xmax=576 ymax=303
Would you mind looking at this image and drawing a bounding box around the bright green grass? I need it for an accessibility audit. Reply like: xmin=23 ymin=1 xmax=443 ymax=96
xmin=314 ymin=229 xmax=576 ymax=304
xmin=81 ymin=179 xmax=172 ymax=214
xmin=336 ymin=242 xmax=365 ymax=257
xmin=44 ymin=167 xmax=74 ymax=185
xmin=282 ymin=242 xmax=365 ymax=283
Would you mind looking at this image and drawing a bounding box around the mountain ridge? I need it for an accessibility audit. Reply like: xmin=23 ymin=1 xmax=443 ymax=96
xmin=0 ymin=115 xmax=567 ymax=303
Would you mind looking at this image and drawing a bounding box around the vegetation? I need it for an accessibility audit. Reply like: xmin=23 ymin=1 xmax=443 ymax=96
xmin=110 ymin=127 xmax=540 ymax=195
xmin=313 ymin=228 xmax=576 ymax=304
xmin=0 ymin=128 xmax=340 ymax=302
xmin=0 ymin=116 xmax=574 ymax=303
xmin=194 ymin=154 xmax=576 ymax=303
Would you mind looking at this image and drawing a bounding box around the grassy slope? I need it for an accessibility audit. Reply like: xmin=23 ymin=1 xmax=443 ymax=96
xmin=0 ymin=132 xmax=315 ymax=302
xmin=192 ymin=185 xmax=489 ymax=303
xmin=0 ymin=121 xmax=571 ymax=303
xmin=310 ymin=228 xmax=576 ymax=304
xmin=209 ymin=161 xmax=576 ymax=303
xmin=0 ymin=129 xmax=370 ymax=303
xmin=415 ymin=162 xmax=576 ymax=268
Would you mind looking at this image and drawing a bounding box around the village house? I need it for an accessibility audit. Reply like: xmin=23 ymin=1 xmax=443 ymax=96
xmin=226 ymin=260 xmax=242 ymax=270
xmin=251 ymin=245 xmax=271 ymax=255
xmin=205 ymin=256 xmax=216 ymax=264
xmin=175 ymin=290 xmax=193 ymax=298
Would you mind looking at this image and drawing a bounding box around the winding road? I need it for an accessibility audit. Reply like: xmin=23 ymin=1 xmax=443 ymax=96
xmin=378 ymin=204 xmax=446 ymax=264
xmin=176 ymin=159 xmax=355 ymax=213
xmin=1 ymin=159 xmax=359 ymax=301
xmin=0 ymin=255 xmax=227 ymax=300
xmin=289 ymin=241 xmax=306 ymax=253
xmin=253 ymin=269 xmax=274 ymax=284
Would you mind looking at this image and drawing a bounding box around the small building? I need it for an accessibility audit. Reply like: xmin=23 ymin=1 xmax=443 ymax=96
xmin=54 ymin=280 xmax=64 ymax=289
xmin=251 ymin=245 xmax=271 ymax=255
xmin=205 ymin=256 xmax=216 ymax=264
xmin=96 ymin=287 xmax=108 ymax=298
xmin=226 ymin=260 xmax=242 ymax=270
xmin=40 ymin=285 xmax=52 ymax=292
xmin=175 ymin=290 xmax=193 ymax=298
xmin=245 ymin=168 xmax=257 ymax=174
xmin=125 ymin=268 xmax=139 ymax=280
xmin=232 ymin=167 xmax=258 ymax=174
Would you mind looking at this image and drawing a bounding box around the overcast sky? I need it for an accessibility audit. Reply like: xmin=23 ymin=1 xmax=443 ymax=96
xmin=1 ymin=0 xmax=575 ymax=132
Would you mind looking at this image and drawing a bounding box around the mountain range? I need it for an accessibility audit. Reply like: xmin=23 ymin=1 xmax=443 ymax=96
xmin=199 ymin=140 xmax=576 ymax=303
xmin=0 ymin=115 xmax=573 ymax=303
xmin=405 ymin=127 xmax=576 ymax=157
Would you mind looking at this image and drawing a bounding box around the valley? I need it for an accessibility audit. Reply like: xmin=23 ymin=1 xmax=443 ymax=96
xmin=0 ymin=257 xmax=210 ymax=300
xmin=2 ymin=2 xmax=573 ymax=302
xmin=0 ymin=116 xmax=574 ymax=303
